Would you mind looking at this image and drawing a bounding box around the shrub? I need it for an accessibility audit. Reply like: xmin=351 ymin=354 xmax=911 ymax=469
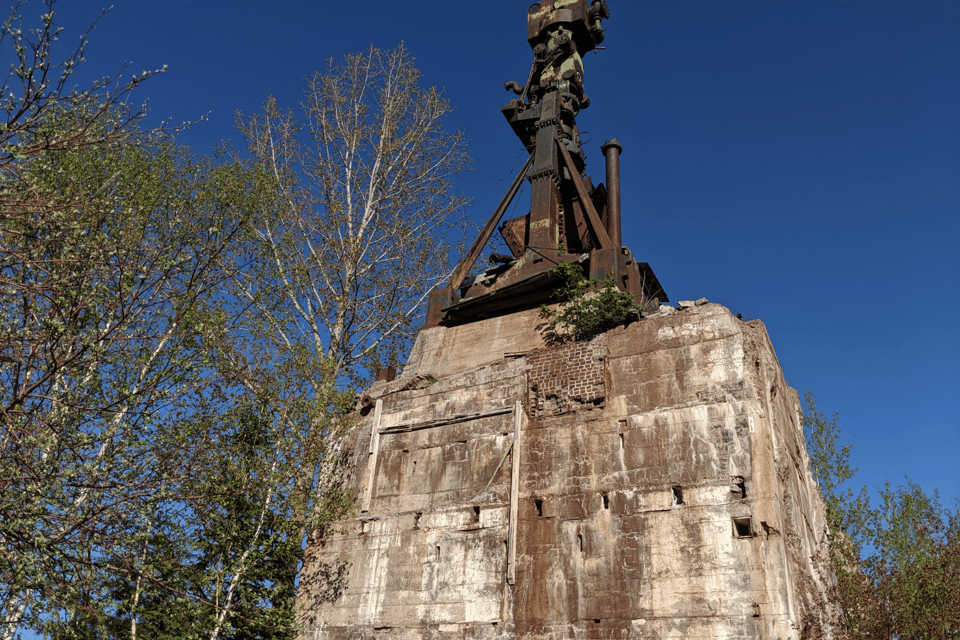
xmin=541 ymin=261 xmax=642 ymax=341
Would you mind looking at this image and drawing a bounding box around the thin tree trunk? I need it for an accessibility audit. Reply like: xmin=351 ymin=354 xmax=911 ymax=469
xmin=2 ymin=592 xmax=31 ymax=640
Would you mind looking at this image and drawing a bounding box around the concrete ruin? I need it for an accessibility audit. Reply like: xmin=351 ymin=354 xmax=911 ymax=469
xmin=296 ymin=3 xmax=835 ymax=636
xmin=296 ymin=300 xmax=835 ymax=639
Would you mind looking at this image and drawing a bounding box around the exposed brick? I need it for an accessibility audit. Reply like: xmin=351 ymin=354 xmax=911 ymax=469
xmin=526 ymin=338 xmax=606 ymax=416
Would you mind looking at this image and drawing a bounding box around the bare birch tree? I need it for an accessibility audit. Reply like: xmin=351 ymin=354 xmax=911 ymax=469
xmin=218 ymin=46 xmax=469 ymax=633
xmin=234 ymin=44 xmax=470 ymax=382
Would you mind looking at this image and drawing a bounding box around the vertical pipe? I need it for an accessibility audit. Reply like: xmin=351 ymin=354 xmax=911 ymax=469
xmin=601 ymin=138 xmax=623 ymax=248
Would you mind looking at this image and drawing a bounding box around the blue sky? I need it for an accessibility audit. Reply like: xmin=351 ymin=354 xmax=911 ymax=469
xmin=46 ymin=0 xmax=959 ymax=508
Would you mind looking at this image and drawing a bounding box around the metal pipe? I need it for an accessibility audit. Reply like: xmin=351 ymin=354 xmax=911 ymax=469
xmin=600 ymin=138 xmax=623 ymax=248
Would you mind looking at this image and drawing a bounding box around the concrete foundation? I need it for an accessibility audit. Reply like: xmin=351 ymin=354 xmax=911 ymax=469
xmin=296 ymin=302 xmax=834 ymax=639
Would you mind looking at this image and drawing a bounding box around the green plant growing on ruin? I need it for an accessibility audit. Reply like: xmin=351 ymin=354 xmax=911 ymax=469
xmin=541 ymin=261 xmax=642 ymax=341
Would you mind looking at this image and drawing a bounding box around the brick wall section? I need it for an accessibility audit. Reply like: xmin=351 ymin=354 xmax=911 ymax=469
xmin=526 ymin=339 xmax=606 ymax=416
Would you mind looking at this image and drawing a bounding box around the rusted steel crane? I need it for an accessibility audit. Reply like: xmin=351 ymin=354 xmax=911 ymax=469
xmin=424 ymin=0 xmax=667 ymax=328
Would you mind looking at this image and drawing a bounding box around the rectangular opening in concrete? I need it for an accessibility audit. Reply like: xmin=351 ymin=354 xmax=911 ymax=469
xmin=732 ymin=476 xmax=746 ymax=499
xmin=535 ymin=498 xmax=543 ymax=517
xmin=619 ymin=433 xmax=624 ymax=449
xmin=672 ymin=485 xmax=684 ymax=506
xmin=472 ymin=506 xmax=480 ymax=522
xmin=578 ymin=533 xmax=583 ymax=552
xmin=733 ymin=517 xmax=754 ymax=538
xmin=602 ymin=493 xmax=609 ymax=509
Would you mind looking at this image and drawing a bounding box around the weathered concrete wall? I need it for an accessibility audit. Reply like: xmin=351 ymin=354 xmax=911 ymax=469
xmin=297 ymin=302 xmax=834 ymax=639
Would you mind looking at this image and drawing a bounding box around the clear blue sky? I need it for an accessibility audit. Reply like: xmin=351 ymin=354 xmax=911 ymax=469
xmin=47 ymin=0 xmax=959 ymax=508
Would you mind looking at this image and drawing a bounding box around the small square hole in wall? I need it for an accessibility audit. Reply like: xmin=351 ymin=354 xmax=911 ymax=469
xmin=472 ymin=506 xmax=480 ymax=522
xmin=535 ymin=498 xmax=543 ymax=517
xmin=602 ymin=493 xmax=609 ymax=510
xmin=671 ymin=486 xmax=684 ymax=506
xmin=733 ymin=517 xmax=754 ymax=538
xmin=732 ymin=476 xmax=746 ymax=499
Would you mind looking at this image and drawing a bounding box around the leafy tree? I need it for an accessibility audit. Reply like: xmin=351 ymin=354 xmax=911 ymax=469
xmin=1 ymin=10 xmax=468 ymax=639
xmin=0 ymin=111 xmax=253 ymax=638
xmin=92 ymin=397 xmax=346 ymax=640
xmin=1 ymin=0 xmax=167 ymax=176
xmin=802 ymin=393 xmax=960 ymax=640
xmin=0 ymin=94 xmax=347 ymax=640
xmin=0 ymin=3 xmax=323 ymax=638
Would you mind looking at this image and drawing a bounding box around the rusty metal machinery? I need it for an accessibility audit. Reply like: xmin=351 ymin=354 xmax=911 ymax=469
xmin=424 ymin=0 xmax=667 ymax=328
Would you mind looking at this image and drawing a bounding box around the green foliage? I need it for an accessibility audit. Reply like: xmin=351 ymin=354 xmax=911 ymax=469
xmin=802 ymin=394 xmax=960 ymax=640
xmin=1 ymin=6 xmax=462 ymax=639
xmin=1 ymin=110 xmax=252 ymax=638
xmin=803 ymin=393 xmax=872 ymax=545
xmin=0 ymin=7 xmax=355 ymax=638
xmin=88 ymin=401 xmax=335 ymax=640
xmin=541 ymin=260 xmax=642 ymax=341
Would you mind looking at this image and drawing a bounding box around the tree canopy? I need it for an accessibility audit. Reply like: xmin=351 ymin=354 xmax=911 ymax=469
xmin=803 ymin=393 xmax=960 ymax=640
xmin=1 ymin=4 xmax=468 ymax=639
